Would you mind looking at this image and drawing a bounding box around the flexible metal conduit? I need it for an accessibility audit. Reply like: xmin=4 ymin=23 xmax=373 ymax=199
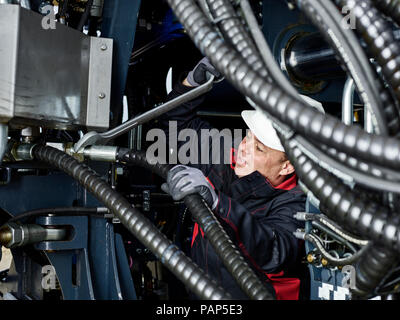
xmin=204 ymin=0 xmax=271 ymax=80
xmin=282 ymin=137 xmax=400 ymax=252
xmin=32 ymin=145 xmax=230 ymax=300
xmin=166 ymin=0 xmax=400 ymax=172
xmin=372 ymin=0 xmax=400 ymax=27
xmin=117 ymin=149 xmax=275 ymax=300
xmin=336 ymin=0 xmax=400 ymax=135
xmin=282 ymin=137 xmax=400 ymax=296
xmin=353 ymin=244 xmax=399 ymax=297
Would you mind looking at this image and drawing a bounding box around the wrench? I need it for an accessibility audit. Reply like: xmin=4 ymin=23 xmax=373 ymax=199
xmin=74 ymin=76 xmax=215 ymax=152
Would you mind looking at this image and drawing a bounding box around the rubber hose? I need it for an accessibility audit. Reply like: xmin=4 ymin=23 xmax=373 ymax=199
xmin=353 ymin=244 xmax=399 ymax=297
xmin=336 ymin=0 xmax=400 ymax=127
xmin=282 ymin=137 xmax=400 ymax=252
xmin=305 ymin=233 xmax=369 ymax=266
xmin=371 ymin=0 xmax=400 ymax=27
xmin=319 ymin=143 xmax=400 ymax=183
xmin=283 ymin=138 xmax=400 ymax=296
xmin=32 ymin=145 xmax=230 ymax=300
xmin=117 ymin=148 xmax=275 ymax=300
xmin=205 ymin=0 xmax=271 ymax=80
xmin=166 ymin=0 xmax=400 ymax=171
xmin=296 ymin=0 xmax=387 ymax=135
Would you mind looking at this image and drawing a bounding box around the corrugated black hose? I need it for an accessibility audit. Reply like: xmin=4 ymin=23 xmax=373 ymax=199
xmin=117 ymin=148 xmax=275 ymax=300
xmin=336 ymin=0 xmax=400 ymax=136
xmin=166 ymin=0 xmax=400 ymax=171
xmin=281 ymin=137 xmax=400 ymax=252
xmin=32 ymin=145 xmax=230 ymax=300
xmin=280 ymin=136 xmax=400 ymax=297
xmin=371 ymin=0 xmax=400 ymax=26
xmin=204 ymin=0 xmax=271 ymax=81
xmin=353 ymin=244 xmax=399 ymax=297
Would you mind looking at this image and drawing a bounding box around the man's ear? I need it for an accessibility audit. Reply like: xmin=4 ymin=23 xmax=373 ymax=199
xmin=279 ymin=160 xmax=295 ymax=176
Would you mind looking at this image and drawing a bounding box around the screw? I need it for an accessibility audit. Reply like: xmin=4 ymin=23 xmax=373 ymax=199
xmin=99 ymin=92 xmax=106 ymax=99
xmin=100 ymin=44 xmax=107 ymax=51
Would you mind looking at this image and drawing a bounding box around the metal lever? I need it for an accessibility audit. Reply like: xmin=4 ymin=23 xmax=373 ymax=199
xmin=74 ymin=76 xmax=215 ymax=152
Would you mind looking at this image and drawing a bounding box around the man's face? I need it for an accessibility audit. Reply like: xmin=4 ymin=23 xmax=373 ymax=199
xmin=234 ymin=130 xmax=293 ymax=185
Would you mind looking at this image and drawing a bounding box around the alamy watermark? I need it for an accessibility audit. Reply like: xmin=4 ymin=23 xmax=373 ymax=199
xmin=145 ymin=121 xmax=248 ymax=165
xmin=341 ymin=265 xmax=356 ymax=289
xmin=41 ymin=265 xmax=56 ymax=290
xmin=341 ymin=6 xmax=356 ymax=30
xmin=41 ymin=5 xmax=56 ymax=30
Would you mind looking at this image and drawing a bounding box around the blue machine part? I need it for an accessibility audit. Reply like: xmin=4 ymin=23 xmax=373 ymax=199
xmin=42 ymin=217 xmax=136 ymax=300
xmin=304 ymin=199 xmax=351 ymax=300
xmin=101 ymin=0 xmax=142 ymax=127
xmin=262 ymin=0 xmax=357 ymax=105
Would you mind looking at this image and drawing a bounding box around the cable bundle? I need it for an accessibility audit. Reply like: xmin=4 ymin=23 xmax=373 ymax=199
xmin=165 ymin=0 xmax=400 ymax=298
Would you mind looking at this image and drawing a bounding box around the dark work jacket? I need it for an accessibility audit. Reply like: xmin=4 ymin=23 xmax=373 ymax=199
xmin=158 ymin=79 xmax=306 ymax=300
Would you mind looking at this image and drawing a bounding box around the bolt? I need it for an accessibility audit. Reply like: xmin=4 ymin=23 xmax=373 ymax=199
xmin=99 ymin=92 xmax=106 ymax=99
xmin=100 ymin=44 xmax=107 ymax=51
xmin=307 ymin=253 xmax=315 ymax=263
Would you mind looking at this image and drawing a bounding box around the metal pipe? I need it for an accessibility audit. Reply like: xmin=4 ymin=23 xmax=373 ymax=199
xmin=74 ymin=75 xmax=215 ymax=152
xmin=285 ymin=32 xmax=345 ymax=81
xmin=342 ymin=77 xmax=355 ymax=125
xmin=0 ymin=222 xmax=67 ymax=248
xmin=0 ymin=124 xmax=8 ymax=163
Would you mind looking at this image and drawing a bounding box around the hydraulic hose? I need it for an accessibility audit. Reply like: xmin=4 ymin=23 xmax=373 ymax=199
xmin=204 ymin=0 xmax=271 ymax=80
xmin=281 ymin=137 xmax=400 ymax=253
xmin=117 ymin=148 xmax=275 ymax=300
xmin=294 ymin=212 xmax=369 ymax=246
xmin=304 ymin=232 xmax=369 ymax=267
xmin=166 ymin=0 xmax=400 ymax=171
xmin=282 ymin=137 xmax=400 ymax=296
xmin=296 ymin=0 xmax=387 ymax=135
xmin=8 ymin=207 xmax=108 ymax=223
xmin=32 ymin=145 xmax=230 ymax=300
xmin=353 ymin=244 xmax=399 ymax=298
xmin=371 ymin=0 xmax=400 ymax=27
xmin=336 ymin=0 xmax=400 ymax=131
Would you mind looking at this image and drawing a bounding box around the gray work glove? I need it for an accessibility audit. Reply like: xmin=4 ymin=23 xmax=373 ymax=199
xmin=161 ymin=165 xmax=218 ymax=210
xmin=186 ymin=57 xmax=223 ymax=86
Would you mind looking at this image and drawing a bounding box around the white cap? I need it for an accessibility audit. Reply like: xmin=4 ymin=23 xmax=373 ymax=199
xmin=241 ymin=95 xmax=324 ymax=153
xmin=241 ymin=109 xmax=285 ymax=152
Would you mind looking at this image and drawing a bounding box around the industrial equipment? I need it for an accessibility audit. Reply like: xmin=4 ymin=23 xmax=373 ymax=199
xmin=0 ymin=0 xmax=400 ymax=301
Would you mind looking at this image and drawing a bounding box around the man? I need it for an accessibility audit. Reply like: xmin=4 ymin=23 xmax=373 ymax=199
xmin=159 ymin=58 xmax=307 ymax=300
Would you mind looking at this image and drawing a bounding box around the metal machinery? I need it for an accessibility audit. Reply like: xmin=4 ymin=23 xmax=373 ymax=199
xmin=0 ymin=0 xmax=400 ymax=301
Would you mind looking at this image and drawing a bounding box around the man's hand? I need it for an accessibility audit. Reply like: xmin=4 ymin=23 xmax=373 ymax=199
xmin=161 ymin=165 xmax=218 ymax=210
xmin=185 ymin=57 xmax=223 ymax=87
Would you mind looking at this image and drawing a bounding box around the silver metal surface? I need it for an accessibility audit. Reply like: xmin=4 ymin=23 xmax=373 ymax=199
xmin=0 ymin=4 xmax=112 ymax=130
xmin=91 ymin=0 xmax=104 ymax=17
xmin=74 ymin=76 xmax=215 ymax=152
xmin=86 ymin=37 xmax=113 ymax=131
xmin=1 ymin=222 xmax=67 ymax=248
xmin=0 ymin=124 xmax=8 ymax=163
xmin=342 ymin=77 xmax=355 ymax=125
xmin=82 ymin=145 xmax=118 ymax=162
xmin=14 ymin=143 xmax=36 ymax=160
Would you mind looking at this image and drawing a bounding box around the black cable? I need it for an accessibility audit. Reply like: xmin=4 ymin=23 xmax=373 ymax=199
xmin=296 ymin=0 xmax=387 ymax=135
xmin=33 ymin=145 xmax=230 ymax=300
xmin=8 ymin=207 xmax=106 ymax=223
xmin=371 ymin=0 xmax=400 ymax=27
xmin=205 ymin=0 xmax=271 ymax=80
xmin=117 ymin=148 xmax=275 ymax=300
xmin=77 ymin=0 xmax=93 ymax=31
xmin=311 ymin=220 xmax=359 ymax=254
xmin=336 ymin=0 xmax=400 ymax=136
xmin=282 ymin=136 xmax=400 ymax=251
xmin=353 ymin=244 xmax=399 ymax=297
xmin=166 ymin=0 xmax=400 ymax=172
xmin=304 ymin=233 xmax=369 ymax=266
